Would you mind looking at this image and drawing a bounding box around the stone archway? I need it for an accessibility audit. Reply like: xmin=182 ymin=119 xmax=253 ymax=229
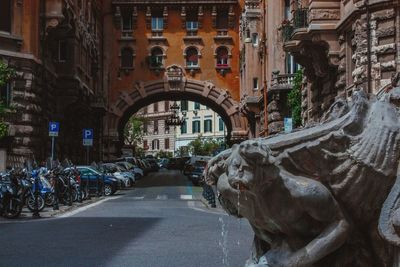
xmin=104 ymin=65 xmax=248 ymax=157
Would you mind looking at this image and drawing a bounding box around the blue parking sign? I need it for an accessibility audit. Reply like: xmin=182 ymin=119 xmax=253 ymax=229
xmin=83 ymin=129 xmax=93 ymax=146
xmin=49 ymin=122 xmax=60 ymax=137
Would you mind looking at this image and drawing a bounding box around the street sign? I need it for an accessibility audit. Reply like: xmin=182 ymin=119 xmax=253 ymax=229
xmin=284 ymin=118 xmax=293 ymax=133
xmin=49 ymin=122 xmax=60 ymax=137
xmin=83 ymin=129 xmax=93 ymax=146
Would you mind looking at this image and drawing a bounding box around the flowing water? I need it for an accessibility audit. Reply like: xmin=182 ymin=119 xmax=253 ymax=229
xmin=219 ymin=216 xmax=229 ymax=267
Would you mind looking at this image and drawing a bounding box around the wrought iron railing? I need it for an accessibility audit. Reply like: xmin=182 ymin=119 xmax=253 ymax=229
xmin=281 ymin=24 xmax=294 ymax=42
xmin=293 ymin=8 xmax=308 ymax=29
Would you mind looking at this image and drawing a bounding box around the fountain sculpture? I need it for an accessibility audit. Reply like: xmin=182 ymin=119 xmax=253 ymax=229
xmin=206 ymin=86 xmax=400 ymax=267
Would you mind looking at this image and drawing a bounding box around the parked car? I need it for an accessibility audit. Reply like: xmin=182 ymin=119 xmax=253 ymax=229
xmin=183 ymin=156 xmax=212 ymax=176
xmin=167 ymin=157 xmax=190 ymax=170
xmin=75 ymin=166 xmax=119 ymax=196
xmin=158 ymin=158 xmax=169 ymax=168
xmin=115 ymin=161 xmax=144 ymax=180
xmin=137 ymin=159 xmax=151 ymax=176
xmin=144 ymin=158 xmax=159 ymax=172
xmin=187 ymin=160 xmax=207 ymax=186
xmin=99 ymin=163 xmax=135 ymax=188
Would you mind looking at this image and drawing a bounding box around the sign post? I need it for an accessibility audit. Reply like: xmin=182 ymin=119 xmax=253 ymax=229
xmin=48 ymin=122 xmax=60 ymax=162
xmin=83 ymin=129 xmax=93 ymax=165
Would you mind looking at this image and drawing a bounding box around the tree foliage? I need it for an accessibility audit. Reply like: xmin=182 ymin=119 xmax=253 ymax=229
xmin=156 ymin=150 xmax=173 ymax=159
xmin=287 ymin=69 xmax=303 ymax=127
xmin=0 ymin=60 xmax=15 ymax=87
xmin=188 ymin=136 xmax=225 ymax=156
xmin=124 ymin=116 xmax=146 ymax=146
xmin=0 ymin=60 xmax=15 ymax=139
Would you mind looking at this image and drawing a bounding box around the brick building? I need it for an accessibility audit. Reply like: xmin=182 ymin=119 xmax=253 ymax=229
xmin=0 ymin=0 xmax=105 ymax=168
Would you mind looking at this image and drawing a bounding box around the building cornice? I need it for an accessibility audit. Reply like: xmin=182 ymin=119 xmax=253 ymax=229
xmin=112 ymin=0 xmax=238 ymax=5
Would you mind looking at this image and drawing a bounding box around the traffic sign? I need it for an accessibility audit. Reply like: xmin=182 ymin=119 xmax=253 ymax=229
xmin=49 ymin=122 xmax=60 ymax=137
xmin=284 ymin=118 xmax=293 ymax=133
xmin=83 ymin=129 xmax=93 ymax=146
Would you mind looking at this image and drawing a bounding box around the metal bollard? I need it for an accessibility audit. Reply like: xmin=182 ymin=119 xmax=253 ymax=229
xmin=32 ymin=175 xmax=40 ymax=218
xmin=86 ymin=177 xmax=91 ymax=200
xmin=67 ymin=175 xmax=72 ymax=206
xmin=96 ymin=175 xmax=100 ymax=197
xmin=53 ymin=175 xmax=59 ymax=210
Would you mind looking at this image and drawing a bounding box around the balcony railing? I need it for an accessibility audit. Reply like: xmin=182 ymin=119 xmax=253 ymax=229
xmin=270 ymin=71 xmax=295 ymax=92
xmin=293 ymin=8 xmax=308 ymax=29
xmin=281 ymin=24 xmax=294 ymax=42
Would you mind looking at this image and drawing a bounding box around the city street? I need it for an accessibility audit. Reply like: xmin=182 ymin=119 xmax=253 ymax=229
xmin=0 ymin=170 xmax=253 ymax=267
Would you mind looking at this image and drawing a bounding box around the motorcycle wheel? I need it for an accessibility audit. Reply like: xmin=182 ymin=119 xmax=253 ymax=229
xmin=27 ymin=195 xmax=45 ymax=212
xmin=45 ymin=193 xmax=55 ymax=206
xmin=3 ymin=198 xmax=22 ymax=219
xmin=72 ymin=189 xmax=78 ymax=202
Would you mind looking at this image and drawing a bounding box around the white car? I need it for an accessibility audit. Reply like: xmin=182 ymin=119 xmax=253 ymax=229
xmin=116 ymin=161 xmax=144 ymax=180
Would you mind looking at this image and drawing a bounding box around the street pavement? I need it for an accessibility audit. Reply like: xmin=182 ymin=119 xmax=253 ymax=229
xmin=0 ymin=169 xmax=253 ymax=267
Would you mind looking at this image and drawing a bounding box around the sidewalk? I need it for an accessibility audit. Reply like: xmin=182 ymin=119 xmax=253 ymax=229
xmin=0 ymin=196 xmax=106 ymax=222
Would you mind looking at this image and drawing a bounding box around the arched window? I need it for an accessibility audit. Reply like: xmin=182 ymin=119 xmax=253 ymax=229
xmin=185 ymin=47 xmax=199 ymax=67
xmin=150 ymin=47 xmax=163 ymax=68
xmin=121 ymin=47 xmax=133 ymax=68
xmin=216 ymin=47 xmax=229 ymax=67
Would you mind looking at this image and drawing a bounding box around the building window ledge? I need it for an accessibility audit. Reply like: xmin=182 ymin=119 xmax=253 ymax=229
xmin=0 ymin=32 xmax=23 ymax=51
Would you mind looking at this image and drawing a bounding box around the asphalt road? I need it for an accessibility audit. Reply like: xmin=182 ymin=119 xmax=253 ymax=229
xmin=0 ymin=169 xmax=253 ymax=267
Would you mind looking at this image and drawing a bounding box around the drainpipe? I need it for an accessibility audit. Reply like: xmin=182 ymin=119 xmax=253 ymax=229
xmin=365 ymin=0 xmax=371 ymax=94
xmin=262 ymin=0 xmax=268 ymax=135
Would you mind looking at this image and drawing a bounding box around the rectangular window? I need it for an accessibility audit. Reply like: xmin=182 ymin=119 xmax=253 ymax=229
xmin=153 ymin=120 xmax=158 ymax=134
xmin=186 ymin=21 xmax=198 ymax=31
xmin=143 ymin=140 xmax=148 ymax=149
xmin=151 ymin=17 xmax=164 ymax=31
xmin=216 ymin=8 xmax=229 ymax=29
xmin=164 ymin=101 xmax=169 ymax=112
xmin=181 ymin=100 xmax=188 ymax=111
xmin=181 ymin=120 xmax=187 ymax=134
xmin=0 ymin=83 xmax=11 ymax=107
xmin=165 ymin=138 xmax=170 ymax=149
xmin=204 ymin=119 xmax=212 ymax=133
xmin=252 ymin=33 xmax=259 ymax=46
xmin=194 ymin=102 xmax=200 ymax=110
xmin=192 ymin=120 xmax=200 ymax=133
xmin=143 ymin=120 xmax=148 ymax=134
xmin=219 ymin=118 xmax=224 ymax=131
xmin=154 ymin=102 xmax=158 ymax=112
xmin=122 ymin=10 xmax=133 ymax=31
xmin=253 ymin=77 xmax=259 ymax=90
xmin=58 ymin=40 xmax=67 ymax=62
xmin=0 ymin=0 xmax=11 ymax=33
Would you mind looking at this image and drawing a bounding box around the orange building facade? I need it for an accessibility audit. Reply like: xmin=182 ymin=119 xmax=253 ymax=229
xmin=103 ymin=0 xmax=248 ymax=158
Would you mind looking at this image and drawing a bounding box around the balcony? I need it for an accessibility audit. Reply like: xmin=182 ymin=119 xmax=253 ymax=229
xmin=281 ymin=8 xmax=308 ymax=45
xmin=269 ymin=71 xmax=295 ymax=95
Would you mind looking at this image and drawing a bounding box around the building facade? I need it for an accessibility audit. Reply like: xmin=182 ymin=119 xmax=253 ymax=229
xmin=103 ymin=0 xmax=248 ymax=159
xmin=0 ymin=0 xmax=105 ymax=168
xmin=136 ymin=101 xmax=175 ymax=156
xmin=175 ymin=100 xmax=226 ymax=155
xmin=261 ymin=0 xmax=400 ymax=133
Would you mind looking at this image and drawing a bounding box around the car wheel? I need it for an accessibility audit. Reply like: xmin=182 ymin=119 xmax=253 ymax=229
xmin=126 ymin=179 xmax=131 ymax=188
xmin=104 ymin=184 xmax=113 ymax=196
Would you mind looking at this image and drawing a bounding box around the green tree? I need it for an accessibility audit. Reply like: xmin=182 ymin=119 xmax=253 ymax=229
xmin=124 ymin=116 xmax=146 ymax=146
xmin=188 ymin=136 xmax=223 ymax=156
xmin=156 ymin=150 xmax=173 ymax=159
xmin=0 ymin=60 xmax=16 ymax=139
xmin=287 ymin=69 xmax=303 ymax=127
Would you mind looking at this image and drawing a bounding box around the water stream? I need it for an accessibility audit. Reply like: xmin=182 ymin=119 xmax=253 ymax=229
xmin=219 ymin=216 xmax=229 ymax=267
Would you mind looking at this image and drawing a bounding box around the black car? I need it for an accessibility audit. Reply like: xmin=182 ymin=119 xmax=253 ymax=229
xmin=144 ymin=159 xmax=159 ymax=172
xmin=187 ymin=161 xmax=207 ymax=186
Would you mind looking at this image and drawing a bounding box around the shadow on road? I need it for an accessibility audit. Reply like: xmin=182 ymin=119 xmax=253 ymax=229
xmin=0 ymin=217 xmax=162 ymax=267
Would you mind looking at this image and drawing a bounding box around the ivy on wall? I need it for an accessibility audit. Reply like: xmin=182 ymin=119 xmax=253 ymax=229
xmin=287 ymin=69 xmax=303 ymax=127
xmin=0 ymin=60 xmax=16 ymax=139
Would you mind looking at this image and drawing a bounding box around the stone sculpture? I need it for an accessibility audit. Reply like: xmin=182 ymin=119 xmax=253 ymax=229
xmin=206 ymin=88 xmax=400 ymax=267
